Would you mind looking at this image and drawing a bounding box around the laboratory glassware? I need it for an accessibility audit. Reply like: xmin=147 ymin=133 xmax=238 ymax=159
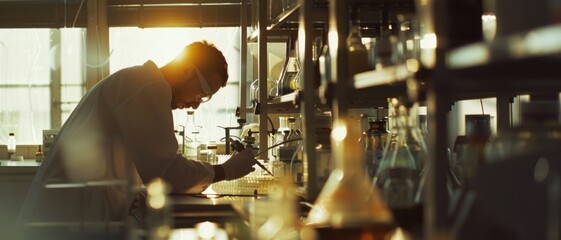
xmin=361 ymin=115 xmax=390 ymax=179
xmin=7 ymin=132 xmax=16 ymax=159
xmin=250 ymin=78 xmax=278 ymax=105
xmin=278 ymin=39 xmax=301 ymax=96
xmin=306 ymin=116 xmax=395 ymax=239
xmin=347 ymin=25 xmax=371 ymax=76
xmin=278 ymin=117 xmax=303 ymax=183
xmin=376 ymin=19 xmax=397 ymax=69
xmin=373 ymin=99 xmax=419 ymax=210
xmin=404 ymin=103 xmax=428 ymax=171
xmin=184 ymin=111 xmax=201 ymax=160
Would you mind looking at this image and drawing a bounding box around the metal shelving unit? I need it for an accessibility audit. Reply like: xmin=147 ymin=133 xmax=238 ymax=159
xmin=250 ymin=0 xmax=419 ymax=201
xmin=250 ymin=0 xmax=324 ymax=200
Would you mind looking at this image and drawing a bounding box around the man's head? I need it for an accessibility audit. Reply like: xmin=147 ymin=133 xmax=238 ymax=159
xmin=163 ymin=41 xmax=229 ymax=109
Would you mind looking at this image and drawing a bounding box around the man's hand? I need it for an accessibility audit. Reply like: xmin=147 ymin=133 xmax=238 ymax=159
xmin=222 ymin=148 xmax=257 ymax=180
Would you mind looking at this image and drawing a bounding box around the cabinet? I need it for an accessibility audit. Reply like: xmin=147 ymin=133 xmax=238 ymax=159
xmin=0 ymin=161 xmax=40 ymax=236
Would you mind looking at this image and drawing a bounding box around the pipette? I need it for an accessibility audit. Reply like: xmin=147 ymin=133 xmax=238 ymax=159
xmin=229 ymin=138 xmax=274 ymax=176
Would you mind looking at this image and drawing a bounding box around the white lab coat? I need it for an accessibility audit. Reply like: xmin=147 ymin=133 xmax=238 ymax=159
xmin=18 ymin=61 xmax=214 ymax=223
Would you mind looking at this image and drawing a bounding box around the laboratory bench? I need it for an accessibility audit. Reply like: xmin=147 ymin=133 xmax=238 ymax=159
xmin=0 ymin=159 xmax=42 ymax=175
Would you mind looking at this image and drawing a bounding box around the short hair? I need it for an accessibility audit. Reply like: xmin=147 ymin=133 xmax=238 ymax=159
xmin=181 ymin=41 xmax=228 ymax=87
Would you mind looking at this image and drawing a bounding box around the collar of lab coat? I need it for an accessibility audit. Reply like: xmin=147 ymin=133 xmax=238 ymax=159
xmin=143 ymin=60 xmax=165 ymax=80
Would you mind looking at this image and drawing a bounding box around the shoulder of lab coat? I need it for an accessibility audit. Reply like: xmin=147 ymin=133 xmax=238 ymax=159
xmin=101 ymin=61 xmax=215 ymax=193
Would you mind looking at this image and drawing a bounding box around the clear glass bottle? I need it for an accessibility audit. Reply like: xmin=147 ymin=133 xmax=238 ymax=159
xmin=207 ymin=141 xmax=217 ymax=164
xmin=278 ymin=117 xmax=303 ymax=184
xmin=361 ymin=115 xmax=390 ymax=179
xmin=35 ymin=145 xmax=43 ymax=162
xmin=306 ymin=116 xmax=394 ymax=239
xmin=184 ymin=111 xmax=201 ymax=160
xmin=347 ymin=25 xmax=371 ymax=76
xmin=7 ymin=132 xmax=16 ymax=159
xmin=272 ymin=116 xmax=290 ymax=160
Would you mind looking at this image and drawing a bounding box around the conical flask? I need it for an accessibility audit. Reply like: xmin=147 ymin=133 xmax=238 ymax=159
xmin=373 ymin=99 xmax=418 ymax=209
xmin=306 ymin=116 xmax=394 ymax=239
xmin=278 ymin=38 xmax=301 ymax=96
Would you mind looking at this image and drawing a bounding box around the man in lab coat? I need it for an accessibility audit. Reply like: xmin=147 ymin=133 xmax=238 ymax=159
xmin=17 ymin=41 xmax=256 ymax=226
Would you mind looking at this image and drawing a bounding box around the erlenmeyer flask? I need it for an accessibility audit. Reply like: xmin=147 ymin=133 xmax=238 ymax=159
xmin=373 ymin=100 xmax=420 ymax=229
xmin=278 ymin=38 xmax=301 ymax=96
xmin=372 ymin=99 xmax=418 ymax=215
xmin=306 ymin=116 xmax=395 ymax=239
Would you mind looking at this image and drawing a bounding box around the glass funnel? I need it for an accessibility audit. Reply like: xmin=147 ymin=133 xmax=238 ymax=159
xmin=306 ymin=116 xmax=394 ymax=235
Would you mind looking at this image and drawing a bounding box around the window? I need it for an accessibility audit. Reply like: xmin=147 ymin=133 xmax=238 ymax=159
xmin=0 ymin=28 xmax=85 ymax=144
xmin=0 ymin=27 xmax=241 ymax=144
